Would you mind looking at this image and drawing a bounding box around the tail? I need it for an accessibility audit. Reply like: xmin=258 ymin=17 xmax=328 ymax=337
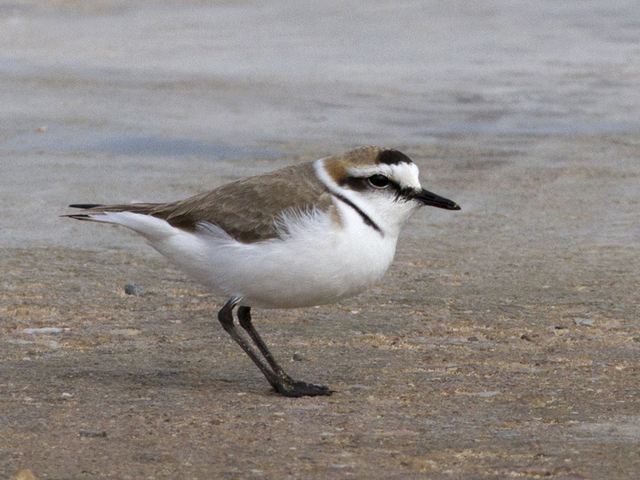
xmin=64 ymin=203 xmax=163 ymax=221
xmin=64 ymin=203 xmax=178 ymax=242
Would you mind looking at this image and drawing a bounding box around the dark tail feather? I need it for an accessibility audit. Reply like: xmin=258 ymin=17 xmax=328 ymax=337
xmin=68 ymin=204 xmax=105 ymax=209
xmin=61 ymin=203 xmax=162 ymax=220
xmin=66 ymin=202 xmax=162 ymax=213
xmin=63 ymin=202 xmax=163 ymax=221
xmin=64 ymin=204 xmax=104 ymax=220
xmin=64 ymin=214 xmax=95 ymax=220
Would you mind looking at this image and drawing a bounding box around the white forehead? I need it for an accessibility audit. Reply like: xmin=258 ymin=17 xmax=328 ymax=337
xmin=347 ymin=162 xmax=422 ymax=189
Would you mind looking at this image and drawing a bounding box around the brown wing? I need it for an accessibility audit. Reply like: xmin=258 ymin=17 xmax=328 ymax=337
xmin=69 ymin=161 xmax=333 ymax=243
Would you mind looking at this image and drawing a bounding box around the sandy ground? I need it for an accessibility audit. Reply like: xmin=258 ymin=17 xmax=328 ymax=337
xmin=2 ymin=1 xmax=640 ymax=479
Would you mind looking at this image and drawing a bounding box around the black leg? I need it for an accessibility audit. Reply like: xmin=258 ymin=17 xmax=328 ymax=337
xmin=217 ymin=299 xmax=282 ymax=390
xmin=237 ymin=306 xmax=293 ymax=380
xmin=217 ymin=300 xmax=333 ymax=397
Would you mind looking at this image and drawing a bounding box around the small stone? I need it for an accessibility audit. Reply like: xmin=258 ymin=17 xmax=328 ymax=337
xmin=472 ymin=390 xmax=500 ymax=397
xmin=13 ymin=470 xmax=36 ymax=480
xmin=23 ymin=327 xmax=62 ymax=334
xmin=79 ymin=429 xmax=107 ymax=438
xmin=124 ymin=284 xmax=144 ymax=296
xmin=36 ymin=126 xmax=47 ymax=133
xmin=109 ymin=328 xmax=141 ymax=336
xmin=346 ymin=384 xmax=371 ymax=390
xmin=467 ymin=336 xmax=479 ymax=342
xmin=521 ymin=334 xmax=532 ymax=341
xmin=573 ymin=317 xmax=595 ymax=327
xmin=554 ymin=326 xmax=567 ymax=336
xmin=292 ymin=353 xmax=304 ymax=361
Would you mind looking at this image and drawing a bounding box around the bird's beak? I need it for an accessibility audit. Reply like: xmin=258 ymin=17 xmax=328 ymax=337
xmin=413 ymin=189 xmax=461 ymax=210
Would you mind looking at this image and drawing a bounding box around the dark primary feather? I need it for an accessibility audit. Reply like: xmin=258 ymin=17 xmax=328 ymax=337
xmin=68 ymin=161 xmax=333 ymax=243
xmin=68 ymin=203 xmax=105 ymax=209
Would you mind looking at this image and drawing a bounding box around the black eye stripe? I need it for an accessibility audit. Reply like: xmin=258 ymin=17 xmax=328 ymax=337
xmin=339 ymin=175 xmax=414 ymax=200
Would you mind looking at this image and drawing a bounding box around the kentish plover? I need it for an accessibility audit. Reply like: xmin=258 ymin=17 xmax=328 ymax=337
xmin=66 ymin=146 xmax=460 ymax=397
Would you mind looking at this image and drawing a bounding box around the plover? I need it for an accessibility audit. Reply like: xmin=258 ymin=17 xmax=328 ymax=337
xmin=66 ymin=146 xmax=460 ymax=397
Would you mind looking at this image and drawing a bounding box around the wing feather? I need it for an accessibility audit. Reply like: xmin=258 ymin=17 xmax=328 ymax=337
xmin=68 ymin=161 xmax=333 ymax=243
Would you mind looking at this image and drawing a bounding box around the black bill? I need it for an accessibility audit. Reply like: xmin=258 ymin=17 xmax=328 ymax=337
xmin=413 ymin=189 xmax=461 ymax=211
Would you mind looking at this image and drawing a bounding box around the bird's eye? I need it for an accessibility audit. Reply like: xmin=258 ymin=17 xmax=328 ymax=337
xmin=368 ymin=174 xmax=389 ymax=188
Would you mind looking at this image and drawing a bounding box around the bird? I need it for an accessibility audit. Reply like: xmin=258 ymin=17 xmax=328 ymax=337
xmin=65 ymin=146 xmax=460 ymax=397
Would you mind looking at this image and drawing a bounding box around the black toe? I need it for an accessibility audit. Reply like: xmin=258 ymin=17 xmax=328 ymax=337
xmin=273 ymin=380 xmax=333 ymax=397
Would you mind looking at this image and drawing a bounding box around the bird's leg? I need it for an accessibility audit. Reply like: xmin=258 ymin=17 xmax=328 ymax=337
xmin=236 ymin=306 xmax=333 ymax=397
xmin=219 ymin=302 xmax=332 ymax=397
xmin=217 ymin=299 xmax=282 ymax=390
xmin=236 ymin=306 xmax=294 ymax=381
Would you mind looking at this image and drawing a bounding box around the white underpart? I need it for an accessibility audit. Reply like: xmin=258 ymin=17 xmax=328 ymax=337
xmin=83 ymin=160 xmax=424 ymax=309
xmin=193 ymin=205 xmax=398 ymax=308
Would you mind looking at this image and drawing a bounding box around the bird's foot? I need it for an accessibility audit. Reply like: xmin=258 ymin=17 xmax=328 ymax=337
xmin=272 ymin=379 xmax=333 ymax=397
